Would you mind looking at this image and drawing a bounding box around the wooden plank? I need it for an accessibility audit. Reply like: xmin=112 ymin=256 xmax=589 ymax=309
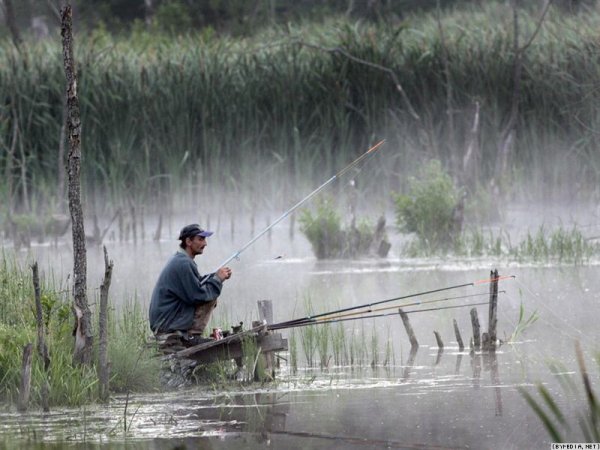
xmin=172 ymin=330 xmax=286 ymax=361
xmin=186 ymin=334 xmax=287 ymax=365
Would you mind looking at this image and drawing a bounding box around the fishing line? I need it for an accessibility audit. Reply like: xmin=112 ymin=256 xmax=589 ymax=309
xmin=271 ymin=275 xmax=515 ymax=329
xmin=268 ymin=300 xmax=492 ymax=330
xmin=509 ymin=279 xmax=582 ymax=340
xmin=213 ymin=139 xmax=386 ymax=272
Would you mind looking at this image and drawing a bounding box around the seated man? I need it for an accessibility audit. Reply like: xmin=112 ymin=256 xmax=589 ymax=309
xmin=149 ymin=224 xmax=232 ymax=346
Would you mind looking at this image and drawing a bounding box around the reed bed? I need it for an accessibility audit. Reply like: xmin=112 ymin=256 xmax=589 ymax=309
xmin=1 ymin=2 xmax=600 ymax=220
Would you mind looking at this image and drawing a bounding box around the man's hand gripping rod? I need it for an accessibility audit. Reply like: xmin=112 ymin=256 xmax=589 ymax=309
xmin=214 ymin=140 xmax=386 ymax=272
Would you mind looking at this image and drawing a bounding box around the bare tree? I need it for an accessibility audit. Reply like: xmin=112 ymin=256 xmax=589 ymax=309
xmin=61 ymin=3 xmax=92 ymax=365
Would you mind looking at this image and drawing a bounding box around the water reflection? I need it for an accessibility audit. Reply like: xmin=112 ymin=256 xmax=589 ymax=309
xmin=402 ymin=347 xmax=418 ymax=381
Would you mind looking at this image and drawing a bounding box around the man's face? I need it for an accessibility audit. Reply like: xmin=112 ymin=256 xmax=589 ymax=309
xmin=187 ymin=235 xmax=207 ymax=256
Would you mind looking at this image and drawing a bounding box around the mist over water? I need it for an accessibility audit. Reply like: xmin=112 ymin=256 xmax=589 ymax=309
xmin=2 ymin=198 xmax=599 ymax=449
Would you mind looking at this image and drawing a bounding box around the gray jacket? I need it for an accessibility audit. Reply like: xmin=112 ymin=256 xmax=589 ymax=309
xmin=149 ymin=251 xmax=223 ymax=334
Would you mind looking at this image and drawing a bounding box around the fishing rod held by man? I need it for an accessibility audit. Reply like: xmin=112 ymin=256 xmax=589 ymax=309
xmin=214 ymin=139 xmax=386 ymax=271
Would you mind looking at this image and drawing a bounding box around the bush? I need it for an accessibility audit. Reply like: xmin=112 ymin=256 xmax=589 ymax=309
xmin=299 ymin=198 xmax=375 ymax=259
xmin=393 ymin=160 xmax=460 ymax=250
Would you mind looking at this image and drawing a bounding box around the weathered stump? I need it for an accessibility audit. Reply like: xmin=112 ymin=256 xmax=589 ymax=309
xmin=453 ymin=318 xmax=464 ymax=351
xmin=470 ymin=307 xmax=481 ymax=351
xmin=398 ymin=308 xmax=419 ymax=349
xmin=488 ymin=269 xmax=499 ymax=350
xmin=433 ymin=331 xmax=444 ymax=349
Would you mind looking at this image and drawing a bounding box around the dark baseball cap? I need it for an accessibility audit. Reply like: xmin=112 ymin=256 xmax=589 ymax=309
xmin=178 ymin=224 xmax=214 ymax=240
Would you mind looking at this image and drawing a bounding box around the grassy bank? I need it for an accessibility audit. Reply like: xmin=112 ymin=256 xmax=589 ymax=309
xmin=0 ymin=253 xmax=160 ymax=409
xmin=1 ymin=2 xmax=599 ymax=220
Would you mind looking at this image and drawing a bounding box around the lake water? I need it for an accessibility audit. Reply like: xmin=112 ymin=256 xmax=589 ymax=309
xmin=1 ymin=203 xmax=599 ymax=449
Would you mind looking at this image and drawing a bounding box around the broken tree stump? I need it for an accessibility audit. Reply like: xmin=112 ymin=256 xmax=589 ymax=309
xmin=470 ymin=307 xmax=481 ymax=351
xmin=488 ymin=269 xmax=499 ymax=350
xmin=398 ymin=308 xmax=419 ymax=349
xmin=453 ymin=318 xmax=464 ymax=351
xmin=433 ymin=331 xmax=444 ymax=349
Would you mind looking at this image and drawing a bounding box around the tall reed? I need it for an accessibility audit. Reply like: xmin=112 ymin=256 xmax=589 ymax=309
xmin=1 ymin=2 xmax=600 ymax=217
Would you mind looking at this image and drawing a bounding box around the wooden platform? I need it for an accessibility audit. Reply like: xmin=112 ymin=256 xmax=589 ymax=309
xmin=164 ymin=324 xmax=287 ymax=366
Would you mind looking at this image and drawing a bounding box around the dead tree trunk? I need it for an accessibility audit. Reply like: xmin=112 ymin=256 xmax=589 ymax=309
xmin=61 ymin=4 xmax=92 ymax=365
xmin=32 ymin=262 xmax=50 ymax=411
xmin=488 ymin=269 xmax=499 ymax=349
xmin=470 ymin=307 xmax=481 ymax=351
xmin=57 ymin=92 xmax=67 ymax=211
xmin=398 ymin=308 xmax=419 ymax=350
xmin=453 ymin=318 xmax=464 ymax=351
xmin=98 ymin=246 xmax=113 ymax=402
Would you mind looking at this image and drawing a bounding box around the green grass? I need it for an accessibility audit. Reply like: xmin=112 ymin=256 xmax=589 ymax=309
xmin=0 ymin=253 xmax=160 ymax=408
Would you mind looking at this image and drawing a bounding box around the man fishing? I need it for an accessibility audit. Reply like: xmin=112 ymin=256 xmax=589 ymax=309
xmin=149 ymin=224 xmax=232 ymax=346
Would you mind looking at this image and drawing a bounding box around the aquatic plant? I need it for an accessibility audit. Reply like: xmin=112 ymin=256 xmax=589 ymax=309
xmin=505 ymin=301 xmax=539 ymax=343
xmin=370 ymin=324 xmax=380 ymax=368
xmin=289 ymin=330 xmax=298 ymax=374
xmin=299 ymin=197 xmax=377 ymax=259
xmin=299 ymin=324 xmax=318 ymax=368
xmin=331 ymin=323 xmax=347 ymax=367
xmin=519 ymin=342 xmax=600 ymax=443
xmin=393 ymin=160 xmax=461 ymax=251
xmin=240 ymin=335 xmax=261 ymax=383
xmin=404 ymin=224 xmax=598 ymax=263
xmin=316 ymin=323 xmax=331 ymax=369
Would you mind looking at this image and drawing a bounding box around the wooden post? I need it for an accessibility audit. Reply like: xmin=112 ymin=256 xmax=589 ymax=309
xmin=433 ymin=331 xmax=444 ymax=349
xmin=257 ymin=300 xmax=273 ymax=325
xmin=398 ymin=308 xmax=419 ymax=349
xmin=32 ymin=263 xmax=50 ymax=412
xmin=61 ymin=4 xmax=92 ymax=365
xmin=98 ymin=246 xmax=113 ymax=402
xmin=453 ymin=319 xmax=464 ymax=351
xmin=17 ymin=343 xmax=33 ymax=412
xmin=488 ymin=269 xmax=499 ymax=350
xmin=470 ymin=307 xmax=481 ymax=351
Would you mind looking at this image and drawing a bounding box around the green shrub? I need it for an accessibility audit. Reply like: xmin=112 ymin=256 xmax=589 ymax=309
xmin=393 ymin=160 xmax=460 ymax=250
xmin=299 ymin=198 xmax=375 ymax=259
